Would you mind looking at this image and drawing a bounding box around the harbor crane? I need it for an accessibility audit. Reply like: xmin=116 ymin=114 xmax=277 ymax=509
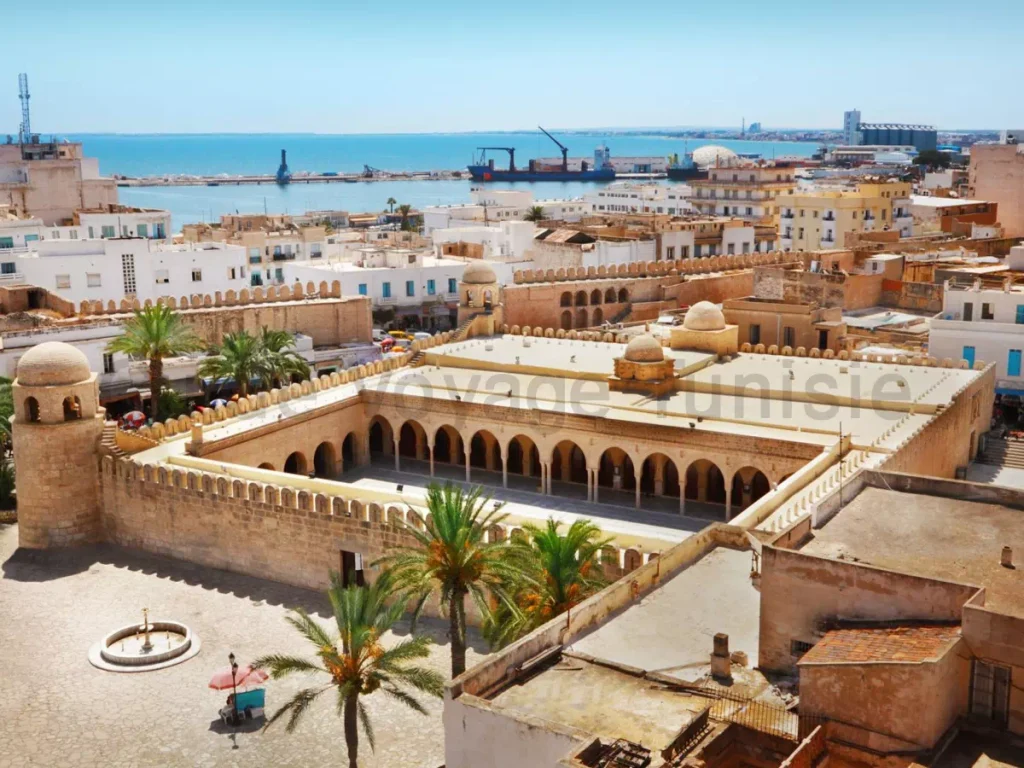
xmin=538 ymin=126 xmax=568 ymax=172
xmin=18 ymin=73 xmax=30 ymax=144
xmin=473 ymin=147 xmax=516 ymax=172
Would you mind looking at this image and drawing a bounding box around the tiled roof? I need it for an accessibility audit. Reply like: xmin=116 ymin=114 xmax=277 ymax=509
xmin=799 ymin=625 xmax=961 ymax=665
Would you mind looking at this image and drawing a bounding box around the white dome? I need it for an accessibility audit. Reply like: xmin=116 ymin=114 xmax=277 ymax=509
xmin=624 ymin=334 xmax=665 ymax=363
xmin=683 ymin=301 xmax=726 ymax=331
xmin=462 ymin=261 xmax=497 ymax=285
xmin=692 ymin=145 xmax=739 ymax=168
xmin=16 ymin=341 xmax=92 ymax=386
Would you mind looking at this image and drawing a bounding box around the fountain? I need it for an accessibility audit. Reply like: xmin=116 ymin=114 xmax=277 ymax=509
xmin=88 ymin=608 xmax=201 ymax=672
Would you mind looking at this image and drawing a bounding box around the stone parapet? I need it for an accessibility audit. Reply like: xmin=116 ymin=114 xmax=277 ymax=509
xmin=512 ymin=251 xmax=791 ymax=284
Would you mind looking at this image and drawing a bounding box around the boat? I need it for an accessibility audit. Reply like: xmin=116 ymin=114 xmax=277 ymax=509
xmin=467 ymin=126 xmax=616 ymax=182
xmin=665 ymin=152 xmax=707 ymax=181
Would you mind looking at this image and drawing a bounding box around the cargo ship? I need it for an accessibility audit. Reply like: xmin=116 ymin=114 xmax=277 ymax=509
xmin=665 ymin=152 xmax=707 ymax=182
xmin=467 ymin=126 xmax=616 ymax=182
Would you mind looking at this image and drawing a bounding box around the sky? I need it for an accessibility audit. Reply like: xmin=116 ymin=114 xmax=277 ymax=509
xmin=4 ymin=0 xmax=1024 ymax=134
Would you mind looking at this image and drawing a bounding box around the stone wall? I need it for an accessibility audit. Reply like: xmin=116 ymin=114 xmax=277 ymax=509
xmin=879 ymin=279 xmax=943 ymax=313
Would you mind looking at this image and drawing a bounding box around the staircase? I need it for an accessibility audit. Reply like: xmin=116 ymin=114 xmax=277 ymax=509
xmin=610 ymin=304 xmax=633 ymax=325
xmin=408 ymin=314 xmax=478 ymax=368
xmin=976 ymin=437 xmax=1024 ymax=469
xmin=100 ymin=422 xmax=126 ymax=458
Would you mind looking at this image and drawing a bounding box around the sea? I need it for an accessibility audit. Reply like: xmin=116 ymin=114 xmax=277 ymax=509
xmin=66 ymin=132 xmax=822 ymax=230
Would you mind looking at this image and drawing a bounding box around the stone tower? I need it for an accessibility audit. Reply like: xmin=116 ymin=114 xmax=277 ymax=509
xmin=457 ymin=261 xmax=503 ymax=336
xmin=12 ymin=341 xmax=105 ymax=548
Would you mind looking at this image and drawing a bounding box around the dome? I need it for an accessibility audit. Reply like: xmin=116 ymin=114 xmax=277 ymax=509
xmin=462 ymin=261 xmax=497 ymax=285
xmin=692 ymin=145 xmax=739 ymax=168
xmin=624 ymin=334 xmax=665 ymax=363
xmin=684 ymin=301 xmax=726 ymax=331
xmin=16 ymin=341 xmax=92 ymax=387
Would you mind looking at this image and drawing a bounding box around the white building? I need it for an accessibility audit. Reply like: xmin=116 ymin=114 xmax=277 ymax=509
xmin=929 ymin=247 xmax=1024 ymax=395
xmin=584 ymin=183 xmax=694 ymax=215
xmin=422 ymin=189 xmax=588 ymax=235
xmin=430 ymin=220 xmax=538 ymax=263
xmin=282 ymin=248 xmax=475 ymax=329
xmin=0 ymin=238 xmax=249 ymax=305
xmin=0 ymin=205 xmax=171 ymax=250
xmin=844 ymin=109 xmax=862 ymax=146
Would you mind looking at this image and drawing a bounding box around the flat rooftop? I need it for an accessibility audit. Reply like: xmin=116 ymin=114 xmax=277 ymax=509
xmin=571 ymin=546 xmax=761 ymax=674
xmin=802 ymin=486 xmax=1024 ymax=617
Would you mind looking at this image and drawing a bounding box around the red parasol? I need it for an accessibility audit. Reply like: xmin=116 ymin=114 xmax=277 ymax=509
xmin=208 ymin=663 xmax=268 ymax=691
xmin=122 ymin=411 xmax=146 ymax=429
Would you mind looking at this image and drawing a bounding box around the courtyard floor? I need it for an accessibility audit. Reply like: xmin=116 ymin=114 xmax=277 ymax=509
xmin=0 ymin=523 xmax=485 ymax=768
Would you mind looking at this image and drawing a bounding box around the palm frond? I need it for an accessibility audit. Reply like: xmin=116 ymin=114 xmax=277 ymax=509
xmin=357 ymin=699 xmax=376 ymax=752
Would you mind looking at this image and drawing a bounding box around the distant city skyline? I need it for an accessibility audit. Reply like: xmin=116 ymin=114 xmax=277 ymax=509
xmin=5 ymin=0 xmax=1024 ymax=135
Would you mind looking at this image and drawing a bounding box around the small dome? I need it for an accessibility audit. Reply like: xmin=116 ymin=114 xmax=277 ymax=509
xmin=462 ymin=261 xmax=497 ymax=284
xmin=692 ymin=145 xmax=739 ymax=168
xmin=684 ymin=301 xmax=726 ymax=331
xmin=624 ymin=334 xmax=665 ymax=363
xmin=16 ymin=341 xmax=92 ymax=386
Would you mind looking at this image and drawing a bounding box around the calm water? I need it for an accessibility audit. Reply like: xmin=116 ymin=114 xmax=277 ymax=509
xmin=80 ymin=132 xmax=821 ymax=229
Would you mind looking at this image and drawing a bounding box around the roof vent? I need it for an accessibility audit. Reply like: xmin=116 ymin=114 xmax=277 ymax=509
xmin=1001 ymin=545 xmax=1014 ymax=569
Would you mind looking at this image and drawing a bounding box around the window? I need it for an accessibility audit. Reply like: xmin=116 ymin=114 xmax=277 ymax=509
xmin=963 ymin=346 xmax=976 ymax=368
xmin=790 ymin=639 xmax=814 ymax=658
xmin=783 ymin=326 xmax=796 ymax=347
xmin=249 ymin=247 xmax=261 ymax=264
xmin=56 ymin=274 xmax=71 ymax=290
xmin=1009 ymin=350 xmax=1022 ymax=377
xmin=86 ymin=273 xmax=101 ymax=288
xmin=666 ymin=246 xmax=675 ymax=259
xmin=1016 ymin=305 xmax=1024 ymax=324
xmin=382 ymin=282 xmax=391 ymax=298
xmin=311 ymin=244 xmax=322 ymax=258
xmin=358 ymin=283 xmax=367 ymax=296
xmin=339 ymin=550 xmax=365 ymax=588
xmin=694 ymin=244 xmax=702 ymax=258
xmin=970 ymin=660 xmax=1010 ymax=726
xmin=448 ymin=278 xmax=457 ymax=293
xmin=982 ymin=303 xmax=994 ymax=320
xmin=87 ymin=226 xmax=94 ymax=239
xmin=70 ymin=229 xmax=78 ymax=240
xmin=813 ymin=210 xmax=818 ymax=219
xmin=154 ymin=269 xmax=169 ymax=284
xmin=680 ymin=246 xmax=690 ymax=259
xmin=727 ymin=243 xmax=735 ymax=255
xmin=750 ymin=324 xmax=761 ymax=344
xmin=121 ymin=253 xmax=137 ymax=294
xmin=228 ymin=267 xmax=237 ymax=280
xmin=191 ymin=268 xmax=202 ymax=282
xmin=137 ymin=224 xmax=148 ymax=238
xmin=405 ymin=280 xmax=415 ymax=297
xmin=964 ymin=302 xmax=974 ymax=321
xmin=742 ymin=242 xmax=750 ymax=254
xmin=427 ymin=279 xmax=436 ymax=296
xmin=1 ymin=262 xmax=16 ymax=275
xmin=746 ymin=207 xmax=752 ymax=215
xmin=102 ymin=353 xmax=115 ymax=374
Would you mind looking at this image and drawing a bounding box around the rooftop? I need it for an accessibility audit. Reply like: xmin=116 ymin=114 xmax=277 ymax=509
xmin=801 ymin=485 xmax=1024 ymax=616
xmin=798 ymin=624 xmax=961 ymax=665
xmin=910 ymin=195 xmax=991 ymax=209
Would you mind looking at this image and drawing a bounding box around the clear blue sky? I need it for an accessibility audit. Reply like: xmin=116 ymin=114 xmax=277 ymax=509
xmin=4 ymin=0 xmax=1023 ymax=134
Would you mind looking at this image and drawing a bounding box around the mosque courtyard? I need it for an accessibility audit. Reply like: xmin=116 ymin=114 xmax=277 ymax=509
xmin=0 ymin=523 xmax=484 ymax=768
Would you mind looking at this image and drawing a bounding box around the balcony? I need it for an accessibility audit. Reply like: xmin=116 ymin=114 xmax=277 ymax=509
xmin=781 ymin=212 xmax=794 ymax=220
xmin=0 ymin=244 xmax=30 ymax=254
xmin=271 ymin=253 xmax=296 ymax=262
xmin=823 ymin=214 xmax=835 ymax=222
xmin=0 ymin=271 xmax=26 ymax=282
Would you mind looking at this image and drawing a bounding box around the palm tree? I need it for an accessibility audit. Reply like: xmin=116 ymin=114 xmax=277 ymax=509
xmin=376 ymin=482 xmax=530 ymax=678
xmin=523 ymin=205 xmax=546 ymax=223
xmin=258 ymin=326 xmax=311 ymax=387
xmin=255 ymin=570 xmax=444 ymax=768
xmin=396 ymin=204 xmax=413 ymax=232
xmin=107 ymin=306 xmax=203 ymax=418
xmin=197 ymin=331 xmax=262 ymax=397
xmin=484 ymin=518 xmax=610 ymax=649
xmin=386 ymin=197 xmax=397 ymax=214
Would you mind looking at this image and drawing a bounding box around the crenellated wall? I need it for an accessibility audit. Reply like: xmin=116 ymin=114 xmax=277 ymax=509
xmin=511 ymin=251 xmax=790 ymax=284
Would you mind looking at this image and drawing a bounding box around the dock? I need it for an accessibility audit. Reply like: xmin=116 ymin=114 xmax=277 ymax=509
xmin=115 ymin=170 xmax=469 ymax=187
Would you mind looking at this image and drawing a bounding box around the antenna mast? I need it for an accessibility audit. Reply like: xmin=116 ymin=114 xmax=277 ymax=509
xmin=18 ymin=73 xmax=31 ymax=145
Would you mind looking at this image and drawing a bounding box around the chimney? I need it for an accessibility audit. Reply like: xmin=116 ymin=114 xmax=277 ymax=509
xmin=1001 ymin=545 xmax=1014 ymax=569
xmin=711 ymin=633 xmax=732 ymax=680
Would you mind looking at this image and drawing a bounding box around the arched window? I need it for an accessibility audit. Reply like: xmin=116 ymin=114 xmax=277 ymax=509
xmin=560 ymin=292 xmax=572 ymax=307
xmin=63 ymin=396 xmax=81 ymax=421
xmin=25 ymin=396 xmax=40 ymax=423
xmin=618 ymin=288 xmax=629 ymax=303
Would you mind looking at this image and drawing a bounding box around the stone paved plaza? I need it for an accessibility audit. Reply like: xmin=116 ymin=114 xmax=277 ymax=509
xmin=0 ymin=523 xmax=485 ymax=768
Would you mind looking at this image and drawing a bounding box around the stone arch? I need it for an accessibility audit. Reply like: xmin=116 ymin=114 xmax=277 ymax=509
xmin=257 ymin=462 xmax=275 ymax=471
xmin=62 ymin=395 xmax=82 ymax=421
xmin=433 ymin=424 xmax=463 ymax=465
xmin=551 ymin=439 xmax=587 ymax=486
xmin=575 ymin=290 xmax=588 ymax=306
xmin=313 ymin=441 xmax=338 ymax=478
xmin=368 ymin=415 xmax=393 ymax=458
xmin=560 ymin=291 xmax=572 ymax=307
xmin=398 ymin=419 xmax=428 ymax=461
xmin=731 ymin=466 xmax=771 ymax=512
xmin=23 ymin=396 xmax=40 ymax=423
xmin=575 ymin=307 xmax=588 ymax=328
xmin=640 ymin=452 xmax=680 ymax=503
xmin=469 ymin=429 xmax=502 ymax=473
xmin=560 ymin=309 xmax=573 ymax=331
xmin=624 ymin=549 xmax=642 ymax=572
xmin=341 ymin=431 xmax=357 ymax=471
xmin=590 ymin=288 xmax=602 ymax=305
xmin=685 ymin=459 xmax=726 ymax=506
xmin=617 ymin=287 xmax=629 ymax=303
xmin=284 ymin=451 xmax=308 ymax=475
xmin=604 ymin=287 xmax=616 ymax=303
xmin=598 ymin=447 xmax=636 ymax=494
xmin=506 ymin=434 xmax=541 ymax=480
xmin=592 ymin=307 xmax=604 ymax=326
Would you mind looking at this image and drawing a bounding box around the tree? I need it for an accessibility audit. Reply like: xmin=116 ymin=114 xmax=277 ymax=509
xmin=386 ymin=197 xmax=397 ymax=214
xmin=914 ymin=149 xmax=951 ymax=169
xmin=198 ymin=331 xmax=262 ymax=398
xmin=396 ymin=204 xmax=414 ymax=232
xmin=484 ymin=518 xmax=610 ymax=649
xmin=107 ymin=306 xmax=203 ymax=418
xmin=523 ymin=205 xmax=546 ymax=223
xmin=377 ymin=482 xmax=530 ymax=678
xmin=258 ymin=327 xmax=311 ymax=388
xmin=255 ymin=570 xmax=443 ymax=768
